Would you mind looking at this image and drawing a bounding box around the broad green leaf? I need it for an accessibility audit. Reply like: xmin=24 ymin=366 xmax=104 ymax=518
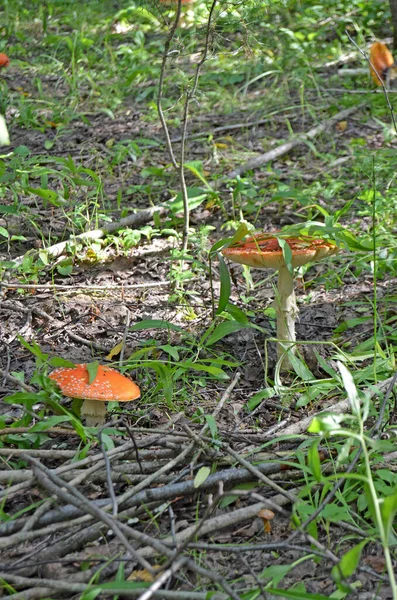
xmin=210 ymin=223 xmax=252 ymax=256
xmin=0 ymin=115 xmax=10 ymax=146
xmin=202 ymin=321 xmax=251 ymax=346
xmin=80 ymin=590 xmax=104 ymax=600
xmin=26 ymin=186 xmax=67 ymax=207
xmin=49 ymin=357 xmax=76 ymax=368
xmin=18 ymin=336 xmax=49 ymax=363
xmin=184 ymin=161 xmax=212 ymax=189
xmin=194 ymin=466 xmax=211 ymax=488
xmin=30 ymin=416 xmax=74 ymax=431
xmin=307 ymin=440 xmax=322 ymax=482
xmin=159 ymin=344 xmax=179 ymax=361
xmin=91 ymin=581 xmax=149 ymax=591
xmin=130 ymin=320 xmax=185 ymax=333
xmin=308 ymin=413 xmax=346 ymax=434
xmin=277 ymin=237 xmax=293 ymax=275
xmin=380 ymin=489 xmax=397 ymax=541
xmin=167 ymin=186 xmax=207 ymax=214
xmin=314 ymin=351 xmax=338 ymax=378
xmin=100 ymin=432 xmax=115 ymax=451
xmin=216 ymin=254 xmax=231 ymax=315
xmin=331 ymin=540 xmax=368 ymax=582
xmin=224 ymin=303 xmax=250 ymax=325
xmin=266 ymin=588 xmax=331 ymax=600
xmin=337 ymin=361 xmax=360 ymax=416
xmin=86 ymin=362 xmax=99 ymax=384
xmin=247 ymin=388 xmax=276 ymax=411
xmin=261 ymin=564 xmax=297 ymax=587
xmin=106 ymin=341 xmax=124 ymax=360
xmin=178 ymin=362 xmax=229 ymax=379
xmin=205 ymin=414 xmax=218 ymax=438
xmin=288 ymin=353 xmax=314 ymax=381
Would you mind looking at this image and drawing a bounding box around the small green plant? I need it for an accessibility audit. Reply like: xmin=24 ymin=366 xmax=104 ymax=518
xmin=305 ymin=362 xmax=397 ymax=598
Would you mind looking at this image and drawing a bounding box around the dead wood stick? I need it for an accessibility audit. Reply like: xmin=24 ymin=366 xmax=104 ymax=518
xmin=0 ymin=461 xmax=287 ymax=537
xmin=1 ymin=280 xmax=171 ymax=291
xmin=0 ymin=572 xmax=228 ymax=600
xmin=115 ymin=372 xmax=241 ymax=509
xmin=275 ymin=374 xmax=396 ymax=437
xmin=227 ymin=103 xmax=364 ymax=178
xmin=11 ymin=205 xmax=166 ymax=266
xmin=0 ymin=368 xmax=33 ymax=392
xmin=5 ymin=587 xmax=55 ymax=600
xmin=0 ymin=435 xmax=175 ymax=500
xmin=137 ymin=495 xmax=291 ymax=560
xmin=25 ymin=454 xmax=155 ymax=573
xmin=0 ymin=426 xmax=78 ymax=436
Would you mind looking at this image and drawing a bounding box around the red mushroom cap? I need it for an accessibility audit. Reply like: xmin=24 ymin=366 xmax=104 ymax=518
xmin=222 ymin=234 xmax=338 ymax=269
xmin=0 ymin=54 xmax=10 ymax=69
xmin=49 ymin=364 xmax=140 ymax=402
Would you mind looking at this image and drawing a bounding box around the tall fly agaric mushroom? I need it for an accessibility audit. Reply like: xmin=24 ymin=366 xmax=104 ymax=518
xmin=222 ymin=233 xmax=338 ymax=368
xmin=49 ymin=364 xmax=140 ymax=426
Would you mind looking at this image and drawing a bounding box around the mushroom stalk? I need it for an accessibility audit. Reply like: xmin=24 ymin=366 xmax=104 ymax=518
xmin=81 ymin=399 xmax=107 ymax=427
xmin=274 ymin=265 xmax=298 ymax=369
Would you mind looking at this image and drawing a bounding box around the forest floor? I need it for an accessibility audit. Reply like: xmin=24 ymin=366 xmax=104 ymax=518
xmin=0 ymin=9 xmax=396 ymax=600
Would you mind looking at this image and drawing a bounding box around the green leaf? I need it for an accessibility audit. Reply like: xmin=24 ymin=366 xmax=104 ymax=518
xmin=30 ymin=416 xmax=74 ymax=431
xmin=26 ymin=186 xmax=67 ymax=207
xmin=17 ymin=336 xmax=48 ymax=363
xmin=86 ymin=362 xmax=99 ymax=384
xmin=130 ymin=320 xmax=186 ymax=334
xmin=79 ymin=590 xmax=103 ymax=600
xmin=159 ymin=344 xmax=179 ymax=361
xmin=100 ymin=432 xmax=115 ymax=451
xmin=266 ymin=588 xmax=331 ymax=600
xmin=184 ymin=161 xmax=212 ymax=189
xmin=49 ymin=357 xmax=76 ymax=368
xmin=89 ymin=578 xmax=151 ymax=591
xmin=380 ymin=489 xmax=397 ymax=541
xmin=205 ymin=414 xmax=218 ymax=438
xmin=178 ymin=362 xmax=229 ymax=380
xmin=307 ymin=440 xmax=322 ymax=482
xmin=202 ymin=321 xmax=251 ymax=346
xmin=224 ymin=303 xmax=250 ymax=325
xmin=278 ymin=237 xmax=293 ymax=275
xmin=308 ymin=413 xmax=346 ymax=434
xmin=337 ymin=361 xmax=360 ymax=416
xmin=331 ymin=540 xmax=368 ymax=582
xmin=261 ymin=564 xmax=296 ymax=587
xmin=168 ymin=186 xmax=207 ymax=214
xmin=247 ymin=388 xmax=276 ymax=411
xmin=0 ymin=115 xmax=10 ymax=146
xmin=0 ymin=225 xmax=9 ymax=238
xmin=288 ymin=353 xmax=314 ymax=381
xmin=194 ymin=466 xmax=211 ymax=488
xmin=216 ymin=254 xmax=231 ymax=315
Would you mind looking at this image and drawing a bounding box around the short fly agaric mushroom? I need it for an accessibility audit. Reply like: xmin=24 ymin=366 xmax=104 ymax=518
xmin=49 ymin=364 xmax=140 ymax=426
xmin=222 ymin=234 xmax=338 ymax=368
xmin=0 ymin=53 xmax=9 ymax=69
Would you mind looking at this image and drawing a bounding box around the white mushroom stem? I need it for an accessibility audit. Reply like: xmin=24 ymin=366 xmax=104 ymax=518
xmin=81 ymin=399 xmax=107 ymax=427
xmin=274 ymin=265 xmax=299 ymax=369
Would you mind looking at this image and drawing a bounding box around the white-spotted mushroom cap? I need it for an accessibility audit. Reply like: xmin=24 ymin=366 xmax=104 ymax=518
xmin=222 ymin=234 xmax=338 ymax=269
xmin=49 ymin=364 xmax=141 ymax=402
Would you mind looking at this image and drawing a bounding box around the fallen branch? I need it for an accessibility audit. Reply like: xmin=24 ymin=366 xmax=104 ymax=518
xmin=275 ymin=374 xmax=397 ymax=437
xmin=10 ymin=205 xmax=166 ymax=266
xmin=227 ymin=103 xmax=364 ymax=178
xmin=0 ymin=572 xmax=229 ymax=600
xmin=0 ymin=460 xmax=288 ymax=537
